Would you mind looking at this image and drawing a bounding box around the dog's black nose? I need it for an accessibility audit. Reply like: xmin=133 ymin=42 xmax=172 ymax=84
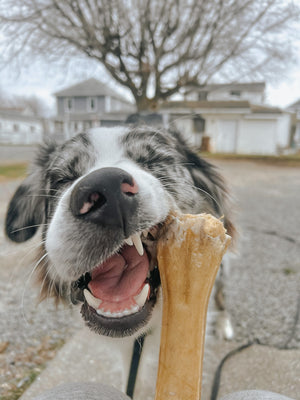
xmin=70 ymin=167 xmax=139 ymax=233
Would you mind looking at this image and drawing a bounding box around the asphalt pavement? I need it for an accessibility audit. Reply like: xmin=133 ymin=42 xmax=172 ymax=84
xmin=1 ymin=158 xmax=299 ymax=399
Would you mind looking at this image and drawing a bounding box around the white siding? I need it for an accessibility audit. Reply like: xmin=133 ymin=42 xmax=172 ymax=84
xmin=0 ymin=117 xmax=43 ymax=144
xmin=208 ymin=91 xmax=263 ymax=104
xmin=173 ymin=118 xmax=195 ymax=146
xmin=276 ymin=114 xmax=291 ymax=148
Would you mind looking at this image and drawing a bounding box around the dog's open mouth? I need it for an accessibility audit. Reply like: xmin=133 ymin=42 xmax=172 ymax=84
xmin=71 ymin=227 xmax=161 ymax=337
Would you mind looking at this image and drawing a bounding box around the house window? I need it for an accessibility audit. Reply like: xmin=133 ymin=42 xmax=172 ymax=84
xmin=198 ymin=92 xmax=208 ymax=101
xmin=105 ymin=96 xmax=111 ymax=112
xmin=230 ymin=90 xmax=241 ymax=97
xmin=87 ymin=97 xmax=97 ymax=112
xmin=13 ymin=124 xmax=19 ymax=132
xmin=30 ymin=126 xmax=36 ymax=133
xmin=64 ymin=98 xmax=74 ymax=112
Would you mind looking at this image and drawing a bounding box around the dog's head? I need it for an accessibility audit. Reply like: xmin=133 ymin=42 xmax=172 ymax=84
xmin=6 ymin=126 xmax=234 ymax=337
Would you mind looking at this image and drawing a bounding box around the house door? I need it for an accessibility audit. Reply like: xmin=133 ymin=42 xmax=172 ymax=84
xmin=216 ymin=119 xmax=238 ymax=153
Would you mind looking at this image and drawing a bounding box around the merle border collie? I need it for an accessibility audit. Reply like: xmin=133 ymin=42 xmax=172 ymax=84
xmin=5 ymin=126 xmax=235 ymax=341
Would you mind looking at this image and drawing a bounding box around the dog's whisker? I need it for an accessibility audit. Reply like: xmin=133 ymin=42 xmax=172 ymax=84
xmin=192 ymin=185 xmax=223 ymax=211
xmin=10 ymin=223 xmax=49 ymax=234
xmin=25 ymin=194 xmax=61 ymax=199
xmin=21 ymin=251 xmax=49 ymax=327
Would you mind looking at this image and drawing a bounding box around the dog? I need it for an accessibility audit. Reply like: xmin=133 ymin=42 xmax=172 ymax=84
xmin=5 ymin=126 xmax=235 ymax=388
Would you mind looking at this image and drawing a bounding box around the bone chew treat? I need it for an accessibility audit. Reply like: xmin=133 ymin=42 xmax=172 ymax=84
xmin=155 ymin=213 xmax=231 ymax=400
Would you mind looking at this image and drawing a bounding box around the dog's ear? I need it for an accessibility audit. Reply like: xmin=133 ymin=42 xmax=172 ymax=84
xmin=171 ymin=130 xmax=236 ymax=241
xmin=5 ymin=142 xmax=57 ymax=243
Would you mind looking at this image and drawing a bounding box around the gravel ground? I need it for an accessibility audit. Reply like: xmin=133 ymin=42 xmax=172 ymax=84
xmin=0 ymin=160 xmax=299 ymax=399
xmin=0 ymin=180 xmax=82 ymax=399
xmin=217 ymin=160 xmax=300 ymax=349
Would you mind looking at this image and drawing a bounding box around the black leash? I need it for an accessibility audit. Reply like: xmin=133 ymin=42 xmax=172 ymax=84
xmin=126 ymin=334 xmax=146 ymax=398
xmin=210 ymin=339 xmax=257 ymax=400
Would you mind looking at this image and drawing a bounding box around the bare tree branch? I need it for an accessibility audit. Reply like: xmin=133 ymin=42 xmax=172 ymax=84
xmin=0 ymin=0 xmax=299 ymax=110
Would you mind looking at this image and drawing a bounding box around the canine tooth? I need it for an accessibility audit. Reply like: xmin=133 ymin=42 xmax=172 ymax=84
xmin=83 ymin=289 xmax=102 ymax=309
xmin=132 ymin=233 xmax=144 ymax=256
xmin=142 ymin=229 xmax=149 ymax=237
xmin=134 ymin=283 xmax=150 ymax=308
xmin=124 ymin=237 xmax=133 ymax=246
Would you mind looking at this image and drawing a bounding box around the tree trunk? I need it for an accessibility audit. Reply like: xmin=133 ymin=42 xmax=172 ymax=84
xmin=136 ymin=96 xmax=159 ymax=112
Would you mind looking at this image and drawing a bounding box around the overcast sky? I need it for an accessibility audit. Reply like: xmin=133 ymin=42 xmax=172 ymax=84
xmin=1 ymin=43 xmax=300 ymax=112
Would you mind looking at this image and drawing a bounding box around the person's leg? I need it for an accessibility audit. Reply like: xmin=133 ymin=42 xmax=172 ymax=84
xmin=32 ymin=382 xmax=130 ymax=400
xmin=220 ymin=390 xmax=295 ymax=400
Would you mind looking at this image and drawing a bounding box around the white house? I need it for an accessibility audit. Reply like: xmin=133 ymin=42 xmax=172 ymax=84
xmin=183 ymin=82 xmax=266 ymax=104
xmin=0 ymin=107 xmax=44 ymax=145
xmin=161 ymin=100 xmax=295 ymax=155
xmin=53 ymin=78 xmax=135 ymax=140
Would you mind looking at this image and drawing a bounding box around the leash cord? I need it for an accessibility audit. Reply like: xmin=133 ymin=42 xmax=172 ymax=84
xmin=126 ymin=334 xmax=146 ymax=398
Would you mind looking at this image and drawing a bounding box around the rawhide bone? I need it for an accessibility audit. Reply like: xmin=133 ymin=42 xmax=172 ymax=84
xmin=155 ymin=213 xmax=231 ymax=400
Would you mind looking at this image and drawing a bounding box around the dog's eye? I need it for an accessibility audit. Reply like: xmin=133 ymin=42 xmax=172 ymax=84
xmin=50 ymin=175 xmax=76 ymax=188
xmin=56 ymin=177 xmax=73 ymax=185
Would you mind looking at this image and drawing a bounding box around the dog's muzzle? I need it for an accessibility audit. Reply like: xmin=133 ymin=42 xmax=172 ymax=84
xmin=70 ymin=167 xmax=139 ymax=237
xmin=68 ymin=167 xmax=162 ymax=337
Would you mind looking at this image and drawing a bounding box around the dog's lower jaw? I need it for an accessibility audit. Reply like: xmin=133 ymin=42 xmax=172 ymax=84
xmin=80 ymin=296 xmax=157 ymax=338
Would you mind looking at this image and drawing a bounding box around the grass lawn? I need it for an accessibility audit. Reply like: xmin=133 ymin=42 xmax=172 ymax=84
xmin=0 ymin=163 xmax=28 ymax=182
xmin=201 ymin=152 xmax=300 ymax=166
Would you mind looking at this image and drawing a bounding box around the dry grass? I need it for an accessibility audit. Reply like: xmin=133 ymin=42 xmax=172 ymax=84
xmin=201 ymin=152 xmax=300 ymax=166
xmin=0 ymin=164 xmax=28 ymax=182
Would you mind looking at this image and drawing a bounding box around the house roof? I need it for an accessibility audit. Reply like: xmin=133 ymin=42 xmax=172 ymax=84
xmin=54 ymin=78 xmax=130 ymax=103
xmin=184 ymin=82 xmax=266 ymax=93
xmin=0 ymin=107 xmax=42 ymax=121
xmin=161 ymin=100 xmax=283 ymax=114
xmin=161 ymin=100 xmax=251 ymax=109
xmin=55 ymin=110 xmax=130 ymax=122
xmin=286 ymin=99 xmax=300 ymax=110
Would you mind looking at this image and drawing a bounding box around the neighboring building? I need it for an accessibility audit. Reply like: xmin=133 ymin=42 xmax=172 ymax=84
xmin=53 ymin=78 xmax=135 ymax=140
xmin=183 ymin=82 xmax=266 ymax=104
xmin=286 ymin=99 xmax=300 ymax=149
xmin=161 ymin=100 xmax=295 ymax=155
xmin=0 ymin=107 xmax=44 ymax=144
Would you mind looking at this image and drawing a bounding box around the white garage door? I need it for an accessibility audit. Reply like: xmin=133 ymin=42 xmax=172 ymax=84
xmin=238 ymin=120 xmax=276 ymax=155
xmin=216 ymin=120 xmax=238 ymax=153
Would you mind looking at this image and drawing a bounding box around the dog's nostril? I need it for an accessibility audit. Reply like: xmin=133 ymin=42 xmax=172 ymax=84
xmin=79 ymin=192 xmax=106 ymax=215
xmin=121 ymin=178 xmax=138 ymax=197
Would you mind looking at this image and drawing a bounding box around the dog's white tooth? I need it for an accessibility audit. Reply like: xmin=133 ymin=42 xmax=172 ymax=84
xmin=83 ymin=289 xmax=102 ymax=309
xmin=142 ymin=229 xmax=149 ymax=238
xmin=134 ymin=283 xmax=150 ymax=308
xmin=132 ymin=233 xmax=144 ymax=256
xmin=124 ymin=237 xmax=133 ymax=246
xmin=131 ymin=304 xmax=139 ymax=313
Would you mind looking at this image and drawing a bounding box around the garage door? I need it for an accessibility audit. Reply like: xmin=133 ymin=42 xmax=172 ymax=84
xmin=216 ymin=120 xmax=237 ymax=153
xmin=238 ymin=120 xmax=276 ymax=154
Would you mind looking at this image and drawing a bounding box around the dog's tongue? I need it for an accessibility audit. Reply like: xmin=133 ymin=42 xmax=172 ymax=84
xmin=88 ymin=245 xmax=149 ymax=305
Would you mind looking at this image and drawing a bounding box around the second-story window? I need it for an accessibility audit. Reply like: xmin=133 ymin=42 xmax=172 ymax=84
xmin=87 ymin=97 xmax=97 ymax=112
xmin=230 ymin=90 xmax=241 ymax=97
xmin=65 ymin=98 xmax=74 ymax=112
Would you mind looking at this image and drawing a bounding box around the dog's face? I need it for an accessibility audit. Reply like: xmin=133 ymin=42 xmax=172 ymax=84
xmin=6 ymin=127 xmax=233 ymax=338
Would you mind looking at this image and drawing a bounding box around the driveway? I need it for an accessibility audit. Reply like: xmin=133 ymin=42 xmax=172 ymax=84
xmin=0 ymin=159 xmax=299 ymax=399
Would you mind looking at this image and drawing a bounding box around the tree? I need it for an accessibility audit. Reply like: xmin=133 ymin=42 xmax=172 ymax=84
xmin=0 ymin=0 xmax=299 ymax=111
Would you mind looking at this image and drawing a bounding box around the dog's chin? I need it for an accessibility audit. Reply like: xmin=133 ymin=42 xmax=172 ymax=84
xmin=80 ymin=297 xmax=156 ymax=338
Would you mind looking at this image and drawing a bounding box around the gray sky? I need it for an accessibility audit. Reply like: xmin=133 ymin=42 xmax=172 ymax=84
xmin=1 ymin=41 xmax=300 ymax=112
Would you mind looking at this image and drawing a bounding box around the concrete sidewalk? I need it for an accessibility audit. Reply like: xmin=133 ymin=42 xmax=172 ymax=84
xmin=19 ymin=327 xmax=300 ymax=400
